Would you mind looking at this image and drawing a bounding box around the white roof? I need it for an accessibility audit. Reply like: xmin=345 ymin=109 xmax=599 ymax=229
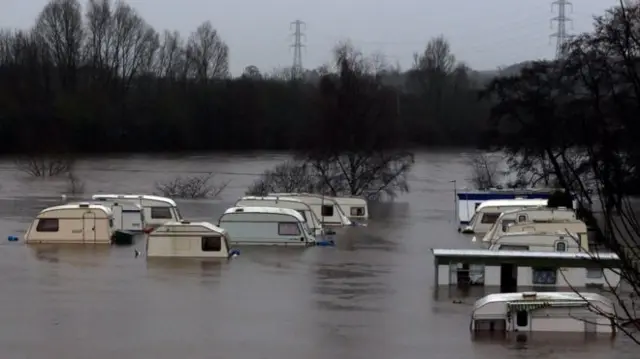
xmin=91 ymin=194 xmax=177 ymax=206
xmin=474 ymin=292 xmax=612 ymax=309
xmin=431 ymin=248 xmax=620 ymax=260
xmin=40 ymin=203 xmax=112 ymax=215
xmin=237 ymin=196 xmax=309 ymax=205
xmin=155 ymin=221 xmax=226 ymax=233
xmin=67 ymin=200 xmax=142 ymax=210
xmin=476 ymin=199 xmax=548 ymax=212
xmin=222 ymin=206 xmax=305 ymax=222
xmin=268 ymin=193 xmax=339 ymax=204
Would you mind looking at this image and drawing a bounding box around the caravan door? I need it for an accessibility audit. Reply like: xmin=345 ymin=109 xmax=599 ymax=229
xmin=111 ymin=204 xmax=123 ymax=231
xmin=83 ymin=212 xmax=97 ymax=243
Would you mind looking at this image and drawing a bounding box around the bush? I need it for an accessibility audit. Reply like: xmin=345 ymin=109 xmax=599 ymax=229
xmin=155 ymin=173 xmax=229 ymax=199
xmin=15 ymin=156 xmax=74 ymax=177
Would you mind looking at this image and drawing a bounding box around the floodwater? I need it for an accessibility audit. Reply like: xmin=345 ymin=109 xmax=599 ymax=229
xmin=0 ymin=151 xmax=635 ymax=359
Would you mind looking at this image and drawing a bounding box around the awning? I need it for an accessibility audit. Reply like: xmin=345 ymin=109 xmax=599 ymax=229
xmin=507 ymin=301 xmax=551 ymax=311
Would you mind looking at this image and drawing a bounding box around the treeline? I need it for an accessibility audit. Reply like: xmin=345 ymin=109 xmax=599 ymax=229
xmin=0 ymin=0 xmax=489 ymax=155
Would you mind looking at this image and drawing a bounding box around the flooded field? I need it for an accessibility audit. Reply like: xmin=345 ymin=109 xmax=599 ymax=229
xmin=0 ymin=151 xmax=635 ymax=359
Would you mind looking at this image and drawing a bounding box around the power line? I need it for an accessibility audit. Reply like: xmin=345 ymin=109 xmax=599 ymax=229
xmin=550 ymin=0 xmax=573 ymax=58
xmin=290 ymin=20 xmax=306 ymax=79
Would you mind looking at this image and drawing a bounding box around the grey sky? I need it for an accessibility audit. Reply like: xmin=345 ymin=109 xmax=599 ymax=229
xmin=2 ymin=0 xmax=618 ymax=76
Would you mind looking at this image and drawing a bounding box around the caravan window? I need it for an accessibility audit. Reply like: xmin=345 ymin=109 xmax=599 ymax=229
xmin=498 ymin=245 xmax=529 ymax=251
xmin=201 ymin=236 xmax=221 ymax=252
xmin=481 ymin=213 xmax=500 ymax=224
xmin=517 ymin=215 xmax=527 ymax=222
xmin=351 ymin=207 xmax=365 ymax=216
xmin=278 ymin=222 xmax=301 ymax=235
xmin=321 ymin=205 xmax=334 ymax=217
xmin=36 ymin=219 xmax=59 ymax=232
xmin=151 ymin=207 xmax=172 ymax=219
xmin=555 ymin=241 xmax=567 ymax=252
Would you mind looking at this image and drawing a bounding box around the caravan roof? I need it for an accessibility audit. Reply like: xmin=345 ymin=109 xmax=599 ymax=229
xmin=223 ymin=206 xmax=306 ymax=222
xmin=474 ymin=292 xmax=612 ymax=310
xmin=40 ymin=203 xmax=112 ymax=216
xmin=92 ymin=194 xmax=177 ymax=207
xmin=476 ymin=199 xmax=548 ymax=212
xmin=153 ymin=221 xmax=227 ymax=233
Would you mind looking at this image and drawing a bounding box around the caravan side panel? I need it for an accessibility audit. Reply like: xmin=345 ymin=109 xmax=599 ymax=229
xmin=219 ymin=213 xmax=307 ymax=245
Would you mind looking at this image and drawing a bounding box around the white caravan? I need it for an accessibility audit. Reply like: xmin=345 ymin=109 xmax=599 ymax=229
xmin=146 ymin=221 xmax=233 ymax=258
xmin=489 ymin=231 xmax=589 ymax=252
xmin=268 ymin=193 xmax=352 ymax=227
xmin=471 ymin=292 xmax=616 ymax=334
xmin=479 ymin=207 xmax=581 ymax=243
xmin=68 ymin=200 xmax=143 ymax=232
xmin=235 ymin=196 xmax=325 ymax=235
xmin=25 ymin=203 xmax=114 ymax=244
xmin=92 ymin=194 xmax=181 ymax=228
xmin=218 ymin=206 xmax=316 ymax=246
xmin=462 ymin=199 xmax=549 ymax=234
xmin=330 ymin=196 xmax=369 ymax=220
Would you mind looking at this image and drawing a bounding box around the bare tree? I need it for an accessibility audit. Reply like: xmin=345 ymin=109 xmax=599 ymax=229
xmin=186 ymin=21 xmax=229 ymax=80
xmin=241 ymin=65 xmax=261 ymax=80
xmin=468 ymin=153 xmax=500 ymax=190
xmin=14 ymin=156 xmax=74 ymax=177
xmin=155 ymin=30 xmax=186 ymax=79
xmin=246 ymin=161 xmax=317 ymax=196
xmin=412 ymin=35 xmax=456 ymax=74
xmin=155 ymin=173 xmax=229 ymax=199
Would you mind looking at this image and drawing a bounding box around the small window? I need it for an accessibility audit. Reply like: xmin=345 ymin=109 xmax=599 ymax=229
xmin=517 ymin=215 xmax=527 ymax=222
xmin=499 ymin=245 xmax=529 ymax=251
xmin=532 ymin=268 xmax=557 ymax=285
xmin=295 ymin=210 xmax=307 ymax=221
xmin=481 ymin=213 xmax=500 ymax=224
xmin=516 ymin=311 xmax=528 ymax=327
xmin=586 ymin=268 xmax=603 ymax=278
xmin=321 ymin=205 xmax=334 ymax=217
xmin=150 ymin=207 xmax=172 ymax=219
xmin=36 ymin=218 xmax=59 ymax=232
xmin=555 ymin=241 xmax=567 ymax=252
xmin=201 ymin=236 xmax=221 ymax=252
xmin=278 ymin=222 xmax=301 ymax=235
xmin=350 ymin=207 xmax=365 ymax=216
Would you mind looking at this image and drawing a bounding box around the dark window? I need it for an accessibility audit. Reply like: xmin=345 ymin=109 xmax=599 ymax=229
xmin=36 ymin=218 xmax=59 ymax=232
xmin=532 ymin=267 xmax=557 ymax=285
xmin=278 ymin=222 xmax=301 ymax=235
xmin=151 ymin=207 xmax=172 ymax=219
xmin=516 ymin=311 xmax=528 ymax=327
xmin=498 ymin=245 xmax=529 ymax=251
xmin=351 ymin=207 xmax=365 ymax=216
xmin=321 ymin=205 xmax=334 ymax=217
xmin=517 ymin=215 xmax=527 ymax=222
xmin=555 ymin=241 xmax=567 ymax=252
xmin=201 ymin=236 xmax=221 ymax=252
xmin=481 ymin=213 xmax=500 ymax=224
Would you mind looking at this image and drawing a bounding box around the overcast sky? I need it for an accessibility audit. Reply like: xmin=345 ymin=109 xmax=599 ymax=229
xmin=1 ymin=0 xmax=619 ymax=75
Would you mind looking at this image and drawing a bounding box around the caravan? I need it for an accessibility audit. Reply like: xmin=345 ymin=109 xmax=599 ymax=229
xmin=218 ymin=207 xmax=316 ymax=246
xmin=471 ymin=292 xmax=616 ymax=334
xmin=235 ymin=196 xmax=326 ymax=236
xmin=267 ymin=193 xmax=352 ymax=227
xmin=25 ymin=203 xmax=114 ymax=244
xmin=146 ymin=221 xmax=235 ymax=258
xmin=462 ymin=199 xmax=549 ymax=234
xmin=69 ymin=200 xmax=143 ymax=232
xmin=92 ymin=194 xmax=181 ymax=228
xmin=479 ymin=207 xmax=579 ymax=244
xmin=330 ymin=196 xmax=369 ymax=220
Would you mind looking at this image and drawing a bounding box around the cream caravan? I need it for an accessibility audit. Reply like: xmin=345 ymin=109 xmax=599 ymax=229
xmin=146 ymin=221 xmax=235 ymax=258
xmin=234 ymin=196 xmax=326 ymax=236
xmin=471 ymin=292 xmax=616 ymax=334
xmin=25 ymin=203 xmax=114 ymax=244
xmin=479 ymin=207 xmax=581 ymax=244
xmin=218 ymin=206 xmax=316 ymax=246
xmin=92 ymin=194 xmax=181 ymax=228
xmin=68 ymin=200 xmax=143 ymax=232
xmin=462 ymin=199 xmax=549 ymax=234
xmin=330 ymin=196 xmax=369 ymax=220
xmin=268 ymin=193 xmax=352 ymax=227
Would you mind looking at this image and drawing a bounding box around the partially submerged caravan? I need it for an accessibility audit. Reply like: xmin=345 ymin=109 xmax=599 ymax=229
xmin=68 ymin=200 xmax=143 ymax=232
xmin=462 ymin=199 xmax=549 ymax=234
xmin=218 ymin=206 xmax=316 ymax=246
xmin=471 ymin=292 xmax=616 ymax=334
xmin=235 ymin=196 xmax=326 ymax=236
xmin=146 ymin=221 xmax=235 ymax=258
xmin=25 ymin=203 xmax=114 ymax=244
xmin=330 ymin=196 xmax=369 ymax=220
xmin=92 ymin=194 xmax=181 ymax=228
xmin=488 ymin=231 xmax=589 ymax=252
xmin=267 ymin=193 xmax=352 ymax=227
xmin=456 ymin=188 xmax=554 ymax=225
xmin=479 ymin=207 xmax=581 ymax=244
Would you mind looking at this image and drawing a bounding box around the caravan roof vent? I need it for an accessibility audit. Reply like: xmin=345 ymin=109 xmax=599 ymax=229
xmin=180 ymin=220 xmax=190 ymax=224
xmin=522 ymin=292 xmax=537 ymax=299
xmin=235 ymin=208 xmax=244 ymax=212
xmin=78 ymin=203 xmax=90 ymax=208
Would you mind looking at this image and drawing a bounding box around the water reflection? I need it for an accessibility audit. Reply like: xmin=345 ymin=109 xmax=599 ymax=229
xmin=145 ymin=258 xmax=225 ymax=284
xmin=28 ymin=244 xmax=112 ymax=267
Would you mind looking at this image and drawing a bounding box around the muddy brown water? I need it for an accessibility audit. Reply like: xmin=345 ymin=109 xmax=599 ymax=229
xmin=0 ymin=152 xmax=635 ymax=358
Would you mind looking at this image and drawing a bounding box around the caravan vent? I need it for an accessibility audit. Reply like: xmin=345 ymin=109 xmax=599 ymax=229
xmin=78 ymin=203 xmax=90 ymax=208
xmin=522 ymin=292 xmax=537 ymax=299
xmin=180 ymin=220 xmax=191 ymax=224
xmin=235 ymin=208 xmax=244 ymax=212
